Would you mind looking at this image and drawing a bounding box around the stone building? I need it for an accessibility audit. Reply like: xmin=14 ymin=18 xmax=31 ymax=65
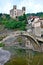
xmin=27 ymin=16 xmax=43 ymax=37
xmin=32 ymin=18 xmax=41 ymax=37
xmin=10 ymin=5 xmax=26 ymax=19
xmin=32 ymin=17 xmax=43 ymax=37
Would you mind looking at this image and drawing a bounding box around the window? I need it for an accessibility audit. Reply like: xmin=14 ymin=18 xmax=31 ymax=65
xmin=15 ymin=13 xmax=16 ymax=15
xmin=14 ymin=11 xmax=16 ymax=15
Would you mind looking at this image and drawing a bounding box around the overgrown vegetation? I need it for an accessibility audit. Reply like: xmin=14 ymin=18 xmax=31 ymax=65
xmin=4 ymin=20 xmax=26 ymax=30
xmin=26 ymin=12 xmax=43 ymax=18
xmin=0 ymin=43 xmax=5 ymax=47
xmin=0 ymin=13 xmax=27 ymax=30
xmin=0 ymin=12 xmax=43 ymax=30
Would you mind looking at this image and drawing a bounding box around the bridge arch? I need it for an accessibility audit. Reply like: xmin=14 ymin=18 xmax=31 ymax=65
xmin=13 ymin=31 xmax=40 ymax=51
xmin=14 ymin=31 xmax=39 ymax=45
xmin=2 ymin=31 xmax=40 ymax=51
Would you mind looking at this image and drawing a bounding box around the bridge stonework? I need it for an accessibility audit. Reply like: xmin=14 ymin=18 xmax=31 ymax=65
xmin=1 ymin=31 xmax=42 ymax=52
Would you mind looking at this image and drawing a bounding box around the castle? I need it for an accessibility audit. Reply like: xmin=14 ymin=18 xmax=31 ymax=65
xmin=10 ymin=5 xmax=26 ymax=19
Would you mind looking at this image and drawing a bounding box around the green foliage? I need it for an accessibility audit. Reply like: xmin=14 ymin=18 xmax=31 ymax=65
xmin=0 ymin=14 xmax=11 ymax=24
xmin=0 ymin=12 xmax=43 ymax=30
xmin=0 ymin=14 xmax=26 ymax=30
xmin=26 ymin=12 xmax=43 ymax=18
xmin=4 ymin=20 xmax=26 ymax=30
xmin=18 ymin=16 xmax=24 ymax=21
xmin=0 ymin=43 xmax=5 ymax=47
xmin=18 ymin=14 xmax=28 ymax=24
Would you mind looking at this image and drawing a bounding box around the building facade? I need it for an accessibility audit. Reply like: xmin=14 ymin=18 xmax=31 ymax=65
xmin=32 ymin=17 xmax=43 ymax=37
xmin=27 ymin=16 xmax=43 ymax=37
xmin=10 ymin=5 xmax=26 ymax=19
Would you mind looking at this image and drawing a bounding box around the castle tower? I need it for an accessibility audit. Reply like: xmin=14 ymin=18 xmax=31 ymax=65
xmin=13 ymin=5 xmax=17 ymax=18
xmin=22 ymin=7 xmax=26 ymax=14
xmin=10 ymin=5 xmax=26 ymax=19
xmin=13 ymin=5 xmax=17 ymax=10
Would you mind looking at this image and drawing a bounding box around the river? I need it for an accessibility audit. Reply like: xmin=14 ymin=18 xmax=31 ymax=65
xmin=0 ymin=47 xmax=11 ymax=65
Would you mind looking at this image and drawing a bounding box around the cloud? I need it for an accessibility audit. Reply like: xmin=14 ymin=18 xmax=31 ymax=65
xmin=0 ymin=0 xmax=12 ymax=14
xmin=0 ymin=0 xmax=43 ymax=14
xmin=2 ymin=2 xmax=12 ymax=14
xmin=16 ymin=0 xmax=43 ymax=13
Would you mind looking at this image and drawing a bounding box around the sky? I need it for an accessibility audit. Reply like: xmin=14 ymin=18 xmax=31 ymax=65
xmin=0 ymin=0 xmax=43 ymax=14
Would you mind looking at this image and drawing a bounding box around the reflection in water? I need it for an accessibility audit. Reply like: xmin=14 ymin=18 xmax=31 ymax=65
xmin=3 ymin=46 xmax=43 ymax=65
xmin=3 ymin=46 xmax=35 ymax=58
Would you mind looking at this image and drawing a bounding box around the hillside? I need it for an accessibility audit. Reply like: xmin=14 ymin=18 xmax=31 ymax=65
xmin=26 ymin=12 xmax=43 ymax=18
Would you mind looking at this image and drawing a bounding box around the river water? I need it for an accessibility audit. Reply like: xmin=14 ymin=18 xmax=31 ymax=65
xmin=0 ymin=47 xmax=11 ymax=65
xmin=3 ymin=46 xmax=36 ymax=57
xmin=3 ymin=46 xmax=43 ymax=65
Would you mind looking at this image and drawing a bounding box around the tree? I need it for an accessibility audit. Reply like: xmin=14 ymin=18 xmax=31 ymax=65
xmin=18 ymin=16 xmax=24 ymax=21
xmin=23 ymin=13 xmax=28 ymax=24
xmin=4 ymin=20 xmax=26 ymax=30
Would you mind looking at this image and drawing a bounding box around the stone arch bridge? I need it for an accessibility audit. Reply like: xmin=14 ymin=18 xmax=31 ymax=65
xmin=1 ymin=31 xmax=40 ymax=51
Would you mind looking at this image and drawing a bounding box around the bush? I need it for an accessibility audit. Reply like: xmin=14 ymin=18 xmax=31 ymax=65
xmin=0 ymin=13 xmax=27 ymax=30
xmin=0 ymin=43 xmax=5 ymax=47
xmin=4 ymin=20 xmax=26 ymax=30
